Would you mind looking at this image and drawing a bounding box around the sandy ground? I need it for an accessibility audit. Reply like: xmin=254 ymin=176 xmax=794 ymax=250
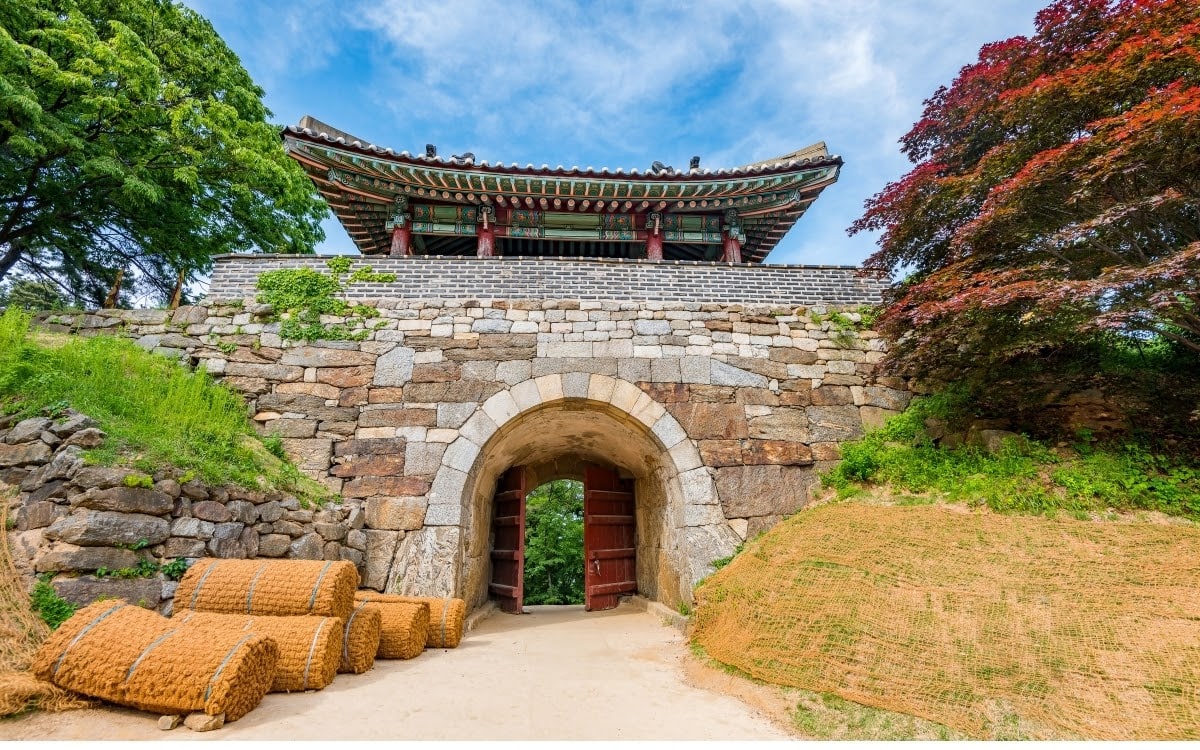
xmin=0 ymin=602 xmax=792 ymax=741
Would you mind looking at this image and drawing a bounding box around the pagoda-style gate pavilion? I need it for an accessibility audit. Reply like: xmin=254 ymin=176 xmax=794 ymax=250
xmin=282 ymin=116 xmax=842 ymax=263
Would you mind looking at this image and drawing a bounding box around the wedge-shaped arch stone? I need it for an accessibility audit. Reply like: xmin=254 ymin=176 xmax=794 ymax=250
xmin=459 ymin=411 xmax=499 ymax=446
xmin=510 ymin=379 xmax=543 ymax=411
xmin=587 ymin=374 xmax=618 ymax=403
xmin=609 ymin=380 xmax=643 ymax=413
xmin=533 ymin=374 xmax=564 ymax=403
xmin=650 ymin=415 xmax=688 ymax=450
xmin=481 ymin=390 xmax=520 ymax=427
xmin=442 ymin=437 xmax=481 ymax=474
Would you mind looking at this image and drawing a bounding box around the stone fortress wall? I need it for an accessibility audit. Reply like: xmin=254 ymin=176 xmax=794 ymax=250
xmin=7 ymin=255 xmax=910 ymax=611
xmin=207 ymin=255 xmax=889 ymax=305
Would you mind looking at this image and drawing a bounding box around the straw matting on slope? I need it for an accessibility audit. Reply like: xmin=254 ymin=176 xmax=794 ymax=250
xmin=32 ymin=601 xmax=278 ymax=721
xmin=0 ymin=498 xmax=47 ymax=673
xmin=175 ymin=611 xmax=341 ymax=692
xmin=0 ymin=497 xmax=93 ymax=716
xmin=0 ymin=671 xmax=94 ymax=716
xmin=357 ymin=592 xmax=463 ymax=649
xmin=691 ymin=503 xmax=1200 ymax=740
xmin=175 ymin=559 xmax=358 ymax=622
xmin=339 ymin=601 xmax=382 ymax=674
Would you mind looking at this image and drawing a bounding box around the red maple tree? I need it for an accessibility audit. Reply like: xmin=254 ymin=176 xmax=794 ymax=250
xmin=852 ymin=0 xmax=1199 ymax=381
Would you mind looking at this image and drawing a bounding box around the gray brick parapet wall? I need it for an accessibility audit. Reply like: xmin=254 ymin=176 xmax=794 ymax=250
xmin=208 ymin=254 xmax=888 ymax=305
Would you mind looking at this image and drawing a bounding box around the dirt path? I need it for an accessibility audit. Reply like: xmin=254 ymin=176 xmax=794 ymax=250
xmin=0 ymin=603 xmax=791 ymax=740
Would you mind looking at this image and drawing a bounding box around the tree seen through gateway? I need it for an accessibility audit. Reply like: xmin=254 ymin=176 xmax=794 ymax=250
xmin=522 ymin=480 xmax=584 ymax=606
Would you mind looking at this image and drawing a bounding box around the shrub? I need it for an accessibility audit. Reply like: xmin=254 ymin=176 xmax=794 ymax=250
xmin=824 ymin=394 xmax=1200 ymax=519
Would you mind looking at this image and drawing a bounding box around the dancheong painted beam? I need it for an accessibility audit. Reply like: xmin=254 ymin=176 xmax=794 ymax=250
xmin=283 ymin=115 xmax=843 ymax=264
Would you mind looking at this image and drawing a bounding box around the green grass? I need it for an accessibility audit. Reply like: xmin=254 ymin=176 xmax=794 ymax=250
xmin=791 ymin=690 xmax=969 ymax=740
xmin=0 ymin=307 xmax=329 ymax=504
xmin=823 ymin=392 xmax=1200 ymax=519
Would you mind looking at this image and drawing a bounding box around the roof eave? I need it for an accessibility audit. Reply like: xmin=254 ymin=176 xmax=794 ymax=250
xmin=282 ymin=125 xmax=844 ymax=181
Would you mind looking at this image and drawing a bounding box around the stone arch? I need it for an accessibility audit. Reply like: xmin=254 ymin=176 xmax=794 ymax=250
xmin=421 ymin=373 xmax=739 ymax=609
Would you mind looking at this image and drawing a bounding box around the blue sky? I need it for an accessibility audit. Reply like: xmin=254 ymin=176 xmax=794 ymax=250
xmin=188 ymin=0 xmax=1046 ymax=266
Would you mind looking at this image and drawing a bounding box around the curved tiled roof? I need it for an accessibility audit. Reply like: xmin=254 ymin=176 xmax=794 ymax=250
xmin=283 ymin=116 xmax=843 ymax=263
xmin=285 ymin=117 xmax=843 ymax=178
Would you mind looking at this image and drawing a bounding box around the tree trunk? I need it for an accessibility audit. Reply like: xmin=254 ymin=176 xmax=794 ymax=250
xmin=0 ymin=240 xmax=25 ymax=281
xmin=168 ymin=269 xmax=185 ymax=309
xmin=103 ymin=269 xmax=124 ymax=309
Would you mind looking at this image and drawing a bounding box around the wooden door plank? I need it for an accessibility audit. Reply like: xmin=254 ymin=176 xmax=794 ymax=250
xmin=587 ymin=547 xmax=636 ymax=560
xmin=490 ymin=466 xmax=527 ymax=613
xmin=584 ymin=464 xmax=637 ymax=611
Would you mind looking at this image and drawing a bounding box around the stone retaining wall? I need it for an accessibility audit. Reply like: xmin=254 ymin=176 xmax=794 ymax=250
xmin=3 ymin=410 xmax=363 ymax=614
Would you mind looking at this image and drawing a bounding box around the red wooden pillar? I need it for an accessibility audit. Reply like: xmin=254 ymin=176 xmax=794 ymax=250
xmin=722 ymin=233 xmax=742 ymax=263
xmin=388 ymin=196 xmax=412 ymax=257
xmin=477 ymin=206 xmax=496 ymax=258
xmin=645 ymin=212 xmax=663 ymax=260
xmin=722 ymin=209 xmax=743 ymax=263
xmin=390 ymin=223 xmax=412 ymax=257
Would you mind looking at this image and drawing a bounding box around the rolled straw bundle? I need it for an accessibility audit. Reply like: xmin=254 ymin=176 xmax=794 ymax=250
xmin=360 ymin=593 xmax=465 ymax=649
xmin=31 ymin=602 xmax=277 ymax=721
xmin=175 ymin=559 xmax=358 ymax=622
xmin=338 ymin=601 xmax=382 ymax=674
xmin=376 ymin=601 xmax=427 ymax=659
xmin=355 ymin=591 xmax=460 ymax=652
xmin=175 ymin=611 xmax=341 ymax=692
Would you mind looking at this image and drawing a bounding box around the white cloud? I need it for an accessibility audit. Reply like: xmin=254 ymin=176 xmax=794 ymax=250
xmin=186 ymin=0 xmax=343 ymax=87
xmin=351 ymin=0 xmax=746 ymax=163
xmin=271 ymin=0 xmax=1046 ymax=262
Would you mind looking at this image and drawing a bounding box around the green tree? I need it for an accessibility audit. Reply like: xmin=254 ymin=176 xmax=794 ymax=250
xmin=0 ymin=0 xmax=326 ymax=307
xmin=523 ymin=480 xmax=584 ymax=605
xmin=0 ymin=278 xmax=68 ymax=310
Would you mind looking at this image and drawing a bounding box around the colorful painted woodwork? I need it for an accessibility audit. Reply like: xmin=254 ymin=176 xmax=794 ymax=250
xmin=284 ymin=115 xmax=841 ymax=263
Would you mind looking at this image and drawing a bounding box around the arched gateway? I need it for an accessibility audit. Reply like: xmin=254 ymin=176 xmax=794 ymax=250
xmin=148 ymin=116 xmax=908 ymax=616
xmin=428 ymin=374 xmax=728 ymax=611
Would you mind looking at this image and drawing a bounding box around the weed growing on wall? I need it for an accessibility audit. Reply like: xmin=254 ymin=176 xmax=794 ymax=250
xmin=255 ymin=257 xmax=396 ymax=342
xmin=94 ymin=557 xmax=189 ymax=581
xmin=29 ymin=578 xmax=76 ymax=630
xmin=801 ymin=306 xmax=879 ymax=348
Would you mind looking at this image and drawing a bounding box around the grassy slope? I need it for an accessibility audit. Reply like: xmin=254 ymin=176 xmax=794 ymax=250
xmin=0 ymin=308 xmax=327 ymax=504
xmin=693 ymin=396 xmax=1200 ymax=740
xmin=825 ymin=391 xmax=1200 ymax=519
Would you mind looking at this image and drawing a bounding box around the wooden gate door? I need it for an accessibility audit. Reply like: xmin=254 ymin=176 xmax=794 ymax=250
xmin=489 ymin=466 xmax=526 ymax=613
xmin=583 ymin=465 xmax=637 ymax=611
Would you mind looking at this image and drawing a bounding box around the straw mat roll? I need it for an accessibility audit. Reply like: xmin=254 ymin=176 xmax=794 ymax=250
xmin=338 ymin=601 xmax=382 ymax=674
xmin=354 ymin=591 xmax=460 ymax=652
xmin=31 ymin=602 xmax=277 ymax=721
xmin=175 ymin=611 xmax=341 ymax=692
xmin=175 ymin=559 xmax=358 ymax=622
